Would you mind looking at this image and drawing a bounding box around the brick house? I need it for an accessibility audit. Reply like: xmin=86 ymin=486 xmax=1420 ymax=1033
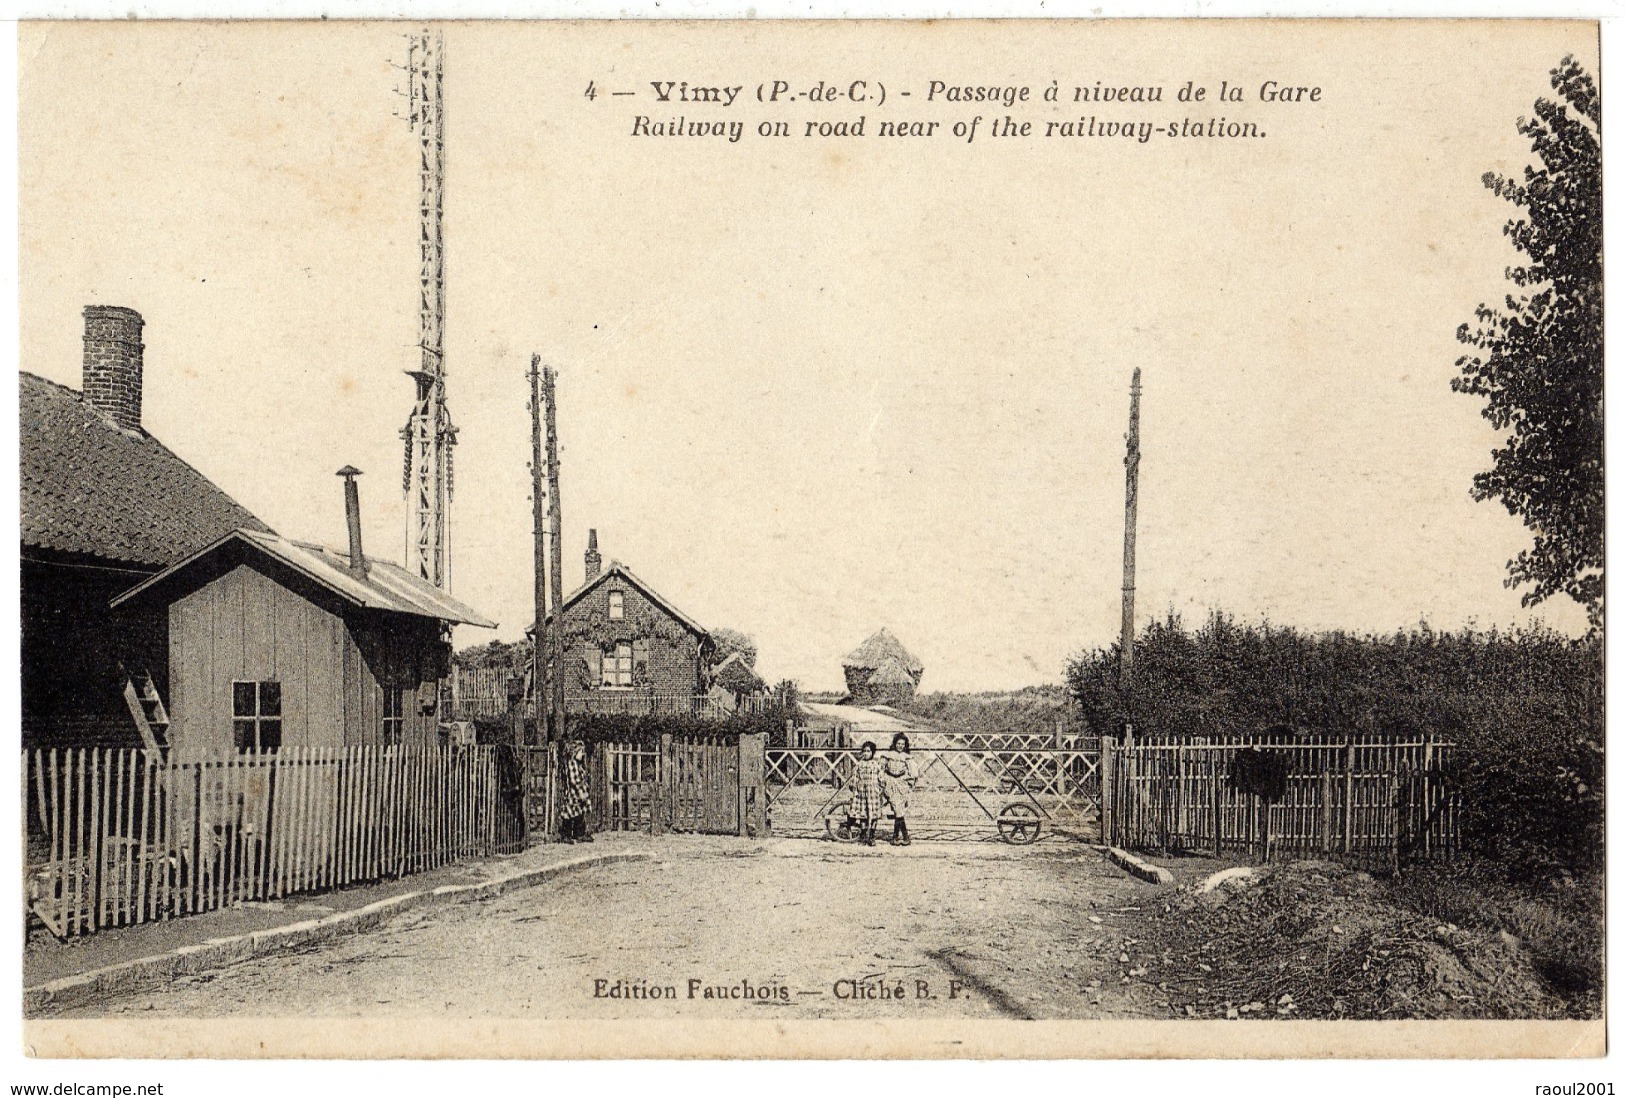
xmin=547 ymin=530 xmax=713 ymax=713
xmin=20 ymin=306 xmax=269 ymax=751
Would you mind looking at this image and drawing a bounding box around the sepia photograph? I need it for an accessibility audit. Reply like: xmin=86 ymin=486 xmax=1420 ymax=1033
xmin=13 ymin=16 xmax=1606 ymax=1062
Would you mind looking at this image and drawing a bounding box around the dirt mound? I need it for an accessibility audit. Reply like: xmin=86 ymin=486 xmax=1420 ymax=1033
xmin=1132 ymin=860 xmax=1565 ymax=1020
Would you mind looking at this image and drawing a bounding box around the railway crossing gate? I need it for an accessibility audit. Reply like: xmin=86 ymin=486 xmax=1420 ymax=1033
xmin=764 ymin=735 xmax=1101 ymax=844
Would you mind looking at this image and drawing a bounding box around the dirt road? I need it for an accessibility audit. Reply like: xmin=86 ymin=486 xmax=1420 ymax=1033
xmin=63 ymin=835 xmax=1175 ymax=1020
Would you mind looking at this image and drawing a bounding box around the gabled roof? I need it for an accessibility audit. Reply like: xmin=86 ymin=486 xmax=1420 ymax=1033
xmin=543 ymin=561 xmax=708 ymax=639
xmin=841 ymin=627 xmax=923 ymax=674
xmin=20 ymin=372 xmax=270 ymax=567
xmin=715 ymin=651 xmax=756 ymax=674
xmin=112 ymin=528 xmax=497 ymax=628
xmin=713 ymin=651 xmax=765 ymax=689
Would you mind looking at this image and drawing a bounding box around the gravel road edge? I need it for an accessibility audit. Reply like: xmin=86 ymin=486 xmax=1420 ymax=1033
xmin=24 ymin=850 xmax=656 ymax=1017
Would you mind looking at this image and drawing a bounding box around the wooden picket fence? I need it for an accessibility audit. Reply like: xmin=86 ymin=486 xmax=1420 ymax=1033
xmin=1100 ymin=733 xmax=1460 ymax=868
xmin=445 ymin=665 xmax=517 ymax=720
xmin=23 ymin=745 xmax=523 ymax=939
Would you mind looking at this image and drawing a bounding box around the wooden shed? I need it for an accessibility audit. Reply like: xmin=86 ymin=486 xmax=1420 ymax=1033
xmin=112 ymin=527 xmax=495 ymax=759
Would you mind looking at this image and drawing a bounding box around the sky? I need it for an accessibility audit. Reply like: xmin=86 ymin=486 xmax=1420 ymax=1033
xmin=18 ymin=19 xmax=1599 ymax=692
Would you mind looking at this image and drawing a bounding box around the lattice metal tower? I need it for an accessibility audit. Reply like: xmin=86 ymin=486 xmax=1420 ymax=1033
xmin=400 ymin=28 xmax=456 ymax=589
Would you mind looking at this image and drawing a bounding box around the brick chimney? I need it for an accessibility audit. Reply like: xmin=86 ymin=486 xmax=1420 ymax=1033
xmin=584 ymin=529 xmax=602 ymax=582
xmin=82 ymin=305 xmax=145 ymax=432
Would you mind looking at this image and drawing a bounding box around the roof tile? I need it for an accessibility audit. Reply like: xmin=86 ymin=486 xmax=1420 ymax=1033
xmin=20 ymin=372 xmax=268 ymax=566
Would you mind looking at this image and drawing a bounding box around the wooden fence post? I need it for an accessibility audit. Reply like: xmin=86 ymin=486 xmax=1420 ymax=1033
xmin=589 ymin=741 xmax=607 ymax=835
xmin=1211 ymin=750 xmax=1223 ymax=857
xmin=1099 ymin=736 xmax=1115 ymax=846
xmin=546 ymin=742 xmax=560 ymax=843
xmin=1320 ymin=768 xmax=1333 ymax=853
xmin=1390 ymin=767 xmax=1402 ymax=874
xmin=1342 ymin=737 xmax=1355 ymax=854
xmin=1174 ymin=744 xmax=1187 ymax=850
xmin=738 ymin=733 xmax=766 ymax=838
xmin=1422 ymin=738 xmax=1435 ymax=860
xmin=1262 ymin=797 xmax=1273 ymax=864
xmin=651 ymin=733 xmax=672 ymax=836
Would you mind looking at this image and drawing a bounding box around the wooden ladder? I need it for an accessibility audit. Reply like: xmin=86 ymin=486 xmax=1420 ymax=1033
xmin=121 ymin=667 xmax=170 ymax=753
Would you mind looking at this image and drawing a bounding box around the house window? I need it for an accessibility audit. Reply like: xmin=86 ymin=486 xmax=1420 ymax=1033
xmin=383 ymin=685 xmax=405 ymax=746
xmin=232 ymin=680 xmax=282 ymax=753
xmin=608 ymin=590 xmax=625 ymax=620
xmin=602 ymin=641 xmax=633 ymax=688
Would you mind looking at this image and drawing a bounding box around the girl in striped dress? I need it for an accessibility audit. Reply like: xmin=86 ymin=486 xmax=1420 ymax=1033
xmin=559 ymin=739 xmax=592 ymax=843
xmin=848 ymin=741 xmax=885 ymax=846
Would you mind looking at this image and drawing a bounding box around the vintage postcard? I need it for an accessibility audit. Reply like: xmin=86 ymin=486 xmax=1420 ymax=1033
xmin=15 ymin=17 xmax=1606 ymax=1062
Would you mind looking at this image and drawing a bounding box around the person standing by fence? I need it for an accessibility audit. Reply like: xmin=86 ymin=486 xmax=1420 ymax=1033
xmin=849 ymin=741 xmax=885 ymax=847
xmin=559 ymin=740 xmax=593 ymax=843
xmin=880 ymin=733 xmax=918 ymax=846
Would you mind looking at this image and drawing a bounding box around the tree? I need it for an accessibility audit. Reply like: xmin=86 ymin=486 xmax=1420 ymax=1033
xmin=774 ymin=678 xmax=800 ymax=710
xmin=1454 ymin=56 xmax=1602 ymax=630
xmin=710 ymin=628 xmax=758 ymax=668
xmin=454 ymin=638 xmax=530 ymax=673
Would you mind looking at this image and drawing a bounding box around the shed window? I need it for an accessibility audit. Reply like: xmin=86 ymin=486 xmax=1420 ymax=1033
xmin=602 ymin=641 xmax=633 ymax=688
xmin=608 ymin=589 xmax=625 ymax=619
xmin=383 ymin=686 xmax=405 ymax=746
xmin=232 ymin=681 xmax=282 ymax=753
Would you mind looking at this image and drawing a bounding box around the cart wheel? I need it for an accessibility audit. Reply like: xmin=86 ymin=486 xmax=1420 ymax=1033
xmin=997 ymin=803 xmax=1042 ymax=845
xmin=824 ymin=801 xmax=860 ymax=843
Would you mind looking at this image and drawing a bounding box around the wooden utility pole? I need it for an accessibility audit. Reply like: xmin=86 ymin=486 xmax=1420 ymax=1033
xmin=542 ymin=366 xmax=567 ymax=744
xmin=1119 ymin=368 xmax=1143 ymax=724
xmin=528 ymin=356 xmax=548 ymax=747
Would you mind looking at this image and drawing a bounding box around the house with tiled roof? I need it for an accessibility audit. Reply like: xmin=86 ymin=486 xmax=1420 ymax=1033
xmin=533 ymin=529 xmax=713 ymax=714
xmin=841 ymin=628 xmax=924 ymax=705
xmin=21 ymin=306 xmax=269 ymax=749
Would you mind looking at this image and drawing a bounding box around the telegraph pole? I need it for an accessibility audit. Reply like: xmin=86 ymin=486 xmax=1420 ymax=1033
xmin=542 ymin=366 xmax=566 ymax=744
xmin=528 ymin=356 xmax=548 ymax=747
xmin=1119 ymin=368 xmax=1143 ymax=727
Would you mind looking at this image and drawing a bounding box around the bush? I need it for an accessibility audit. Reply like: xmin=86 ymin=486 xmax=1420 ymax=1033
xmin=1066 ymin=611 xmax=1604 ymax=877
xmin=471 ymin=703 xmax=790 ymax=747
xmin=1451 ymin=736 xmax=1603 ymax=881
xmin=897 ymin=685 xmax=1075 ymax=739
xmin=454 ymin=638 xmax=530 ymax=673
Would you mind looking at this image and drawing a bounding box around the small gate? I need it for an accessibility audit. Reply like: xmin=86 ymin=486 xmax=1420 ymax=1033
xmin=764 ymin=739 xmax=1101 ymax=843
xmin=594 ymin=734 xmax=765 ymax=837
xmin=598 ymin=740 xmax=659 ymax=832
xmin=667 ymin=740 xmax=740 ymax=833
xmin=516 ymin=744 xmax=555 ymax=843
